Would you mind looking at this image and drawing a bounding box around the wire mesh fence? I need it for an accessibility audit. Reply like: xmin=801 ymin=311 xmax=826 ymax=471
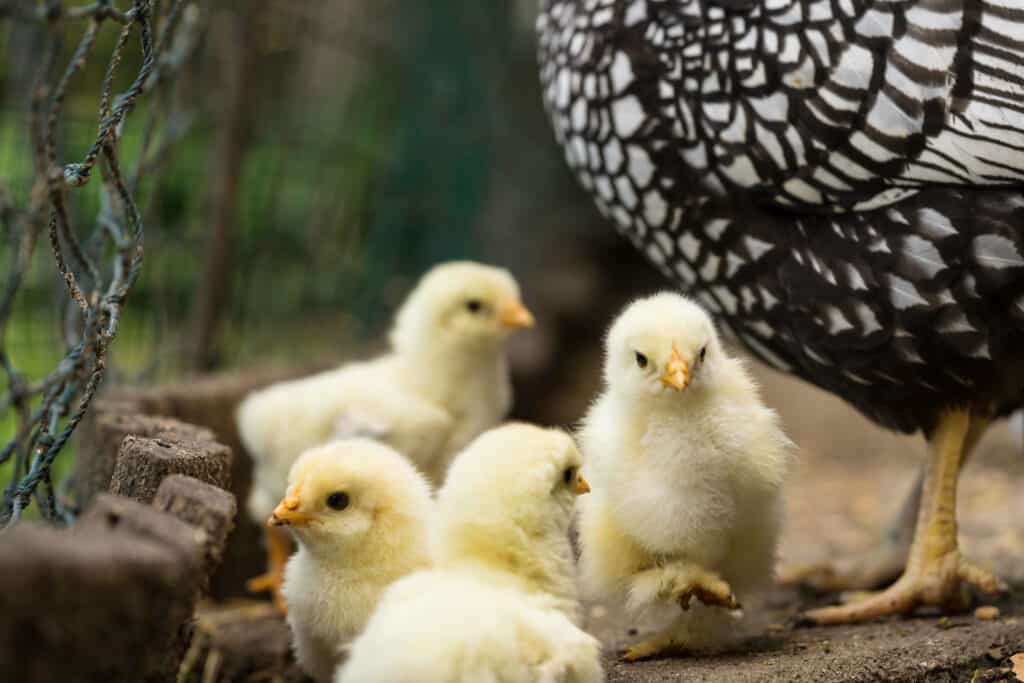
xmin=0 ymin=0 xmax=206 ymax=526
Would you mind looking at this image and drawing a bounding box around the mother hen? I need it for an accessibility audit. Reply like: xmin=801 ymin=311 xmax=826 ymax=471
xmin=537 ymin=0 xmax=1024 ymax=623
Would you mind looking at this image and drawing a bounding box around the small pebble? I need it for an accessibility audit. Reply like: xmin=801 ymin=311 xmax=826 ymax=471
xmin=766 ymin=623 xmax=786 ymax=633
xmin=974 ymin=606 xmax=1000 ymax=621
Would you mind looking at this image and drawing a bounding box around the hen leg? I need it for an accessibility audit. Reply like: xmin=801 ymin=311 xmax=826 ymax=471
xmin=806 ymin=410 xmax=1004 ymax=624
xmin=246 ymin=525 xmax=292 ymax=614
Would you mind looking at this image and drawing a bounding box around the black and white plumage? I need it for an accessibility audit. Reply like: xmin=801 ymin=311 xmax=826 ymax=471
xmin=537 ymin=0 xmax=1024 ymax=435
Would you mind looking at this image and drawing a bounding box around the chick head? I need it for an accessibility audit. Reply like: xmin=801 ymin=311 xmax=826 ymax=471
xmin=390 ymin=261 xmax=534 ymax=353
xmin=605 ymin=292 xmax=722 ymax=399
xmin=434 ymin=423 xmax=589 ymax=565
xmin=269 ymin=439 xmax=433 ymax=556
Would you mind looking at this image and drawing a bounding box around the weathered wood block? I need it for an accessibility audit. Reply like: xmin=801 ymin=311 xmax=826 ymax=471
xmin=0 ymin=522 xmax=196 ymax=683
xmin=78 ymin=493 xmax=206 ymax=585
xmin=74 ymin=410 xmax=215 ymax=509
xmin=78 ymin=493 xmax=205 ymax=677
xmin=110 ymin=434 xmax=232 ymax=504
xmin=98 ymin=365 xmax=317 ymax=599
xmin=154 ymin=473 xmax=237 ymax=590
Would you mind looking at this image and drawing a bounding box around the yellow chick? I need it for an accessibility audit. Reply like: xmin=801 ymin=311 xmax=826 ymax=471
xmin=271 ymin=439 xmax=433 ymax=683
xmin=336 ymin=424 xmax=604 ymax=683
xmin=577 ymin=293 xmax=793 ymax=661
xmin=238 ymin=261 xmax=534 ymax=604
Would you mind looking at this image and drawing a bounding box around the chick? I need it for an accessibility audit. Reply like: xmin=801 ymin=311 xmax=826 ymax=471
xmin=238 ymin=261 xmax=534 ymax=604
xmin=272 ymin=439 xmax=433 ymax=683
xmin=337 ymin=423 xmax=604 ymax=683
xmin=577 ymin=293 xmax=793 ymax=661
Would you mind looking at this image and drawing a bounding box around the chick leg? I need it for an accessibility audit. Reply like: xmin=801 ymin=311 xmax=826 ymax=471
xmin=246 ymin=525 xmax=292 ymax=614
xmin=779 ymin=470 xmax=921 ymax=592
xmin=806 ymin=410 xmax=1005 ymax=624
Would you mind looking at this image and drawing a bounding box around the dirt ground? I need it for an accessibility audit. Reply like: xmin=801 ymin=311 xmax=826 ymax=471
xmin=196 ymin=359 xmax=1024 ymax=682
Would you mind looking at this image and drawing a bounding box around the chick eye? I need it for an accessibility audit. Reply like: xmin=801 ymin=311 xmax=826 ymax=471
xmin=562 ymin=466 xmax=576 ymax=485
xmin=635 ymin=352 xmax=648 ymax=369
xmin=699 ymin=346 xmax=707 ymax=363
xmin=465 ymin=299 xmax=483 ymax=313
xmin=325 ymin=492 xmax=349 ymax=511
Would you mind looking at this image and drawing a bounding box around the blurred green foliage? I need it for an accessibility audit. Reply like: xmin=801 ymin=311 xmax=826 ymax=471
xmin=1 ymin=0 xmax=531 ymax=508
xmin=2 ymin=0 xmax=519 ymax=371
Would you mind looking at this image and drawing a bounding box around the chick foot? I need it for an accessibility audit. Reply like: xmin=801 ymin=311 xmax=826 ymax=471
xmin=618 ymin=643 xmax=684 ymax=663
xmin=677 ymin=573 xmax=740 ymax=612
xmin=805 ymin=550 xmax=1005 ymax=624
xmin=246 ymin=570 xmax=287 ymax=613
xmin=629 ymin=563 xmax=740 ymax=613
xmin=246 ymin=525 xmax=292 ymax=614
xmin=620 ymin=636 xmax=689 ymax=662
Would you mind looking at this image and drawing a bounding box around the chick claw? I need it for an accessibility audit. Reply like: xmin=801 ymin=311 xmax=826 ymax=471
xmin=678 ymin=576 xmax=740 ymax=612
xmin=684 ymin=581 xmax=741 ymax=610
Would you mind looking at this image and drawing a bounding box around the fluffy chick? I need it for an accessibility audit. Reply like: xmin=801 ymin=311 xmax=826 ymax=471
xmin=238 ymin=261 xmax=533 ymax=603
xmin=272 ymin=439 xmax=433 ymax=683
xmin=577 ymin=292 xmax=793 ymax=661
xmin=337 ymin=423 xmax=604 ymax=683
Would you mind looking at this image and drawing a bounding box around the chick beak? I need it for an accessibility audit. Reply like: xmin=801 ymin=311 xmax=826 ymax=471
xmin=268 ymin=493 xmax=314 ymax=528
xmin=574 ymin=473 xmax=591 ymax=495
xmin=498 ymin=300 xmax=535 ymax=329
xmin=660 ymin=344 xmax=690 ymax=392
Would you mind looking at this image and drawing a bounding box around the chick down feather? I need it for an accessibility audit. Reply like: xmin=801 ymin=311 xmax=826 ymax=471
xmin=577 ymin=292 xmax=794 ymax=653
xmin=276 ymin=439 xmax=433 ymax=683
xmin=237 ymin=260 xmax=533 ymax=523
xmin=337 ymin=423 xmax=604 ymax=683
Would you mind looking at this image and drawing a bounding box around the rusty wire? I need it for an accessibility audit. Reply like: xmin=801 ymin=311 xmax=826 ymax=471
xmin=0 ymin=0 xmax=206 ymax=526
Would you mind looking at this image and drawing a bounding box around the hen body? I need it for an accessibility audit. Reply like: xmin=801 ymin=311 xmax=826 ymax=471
xmin=538 ymin=0 xmax=1024 ymax=434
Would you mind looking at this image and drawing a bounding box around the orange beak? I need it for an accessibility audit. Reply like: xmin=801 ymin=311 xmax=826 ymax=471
xmin=498 ymin=300 xmax=535 ymax=329
xmin=660 ymin=344 xmax=690 ymax=392
xmin=575 ymin=473 xmax=591 ymax=496
xmin=268 ymin=492 xmax=314 ymax=528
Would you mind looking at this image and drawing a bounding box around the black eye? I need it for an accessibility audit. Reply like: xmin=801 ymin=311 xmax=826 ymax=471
xmin=562 ymin=467 xmax=576 ymax=485
xmin=699 ymin=346 xmax=707 ymax=363
xmin=465 ymin=299 xmax=483 ymax=313
xmin=635 ymin=352 xmax=648 ymax=369
xmin=325 ymin=492 xmax=349 ymax=511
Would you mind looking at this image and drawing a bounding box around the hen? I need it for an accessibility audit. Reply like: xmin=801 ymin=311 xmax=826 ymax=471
xmin=538 ymin=0 xmax=1024 ymax=623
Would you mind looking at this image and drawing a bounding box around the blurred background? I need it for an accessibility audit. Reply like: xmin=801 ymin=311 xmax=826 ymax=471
xmin=1 ymin=0 xmax=1021 ymax=582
